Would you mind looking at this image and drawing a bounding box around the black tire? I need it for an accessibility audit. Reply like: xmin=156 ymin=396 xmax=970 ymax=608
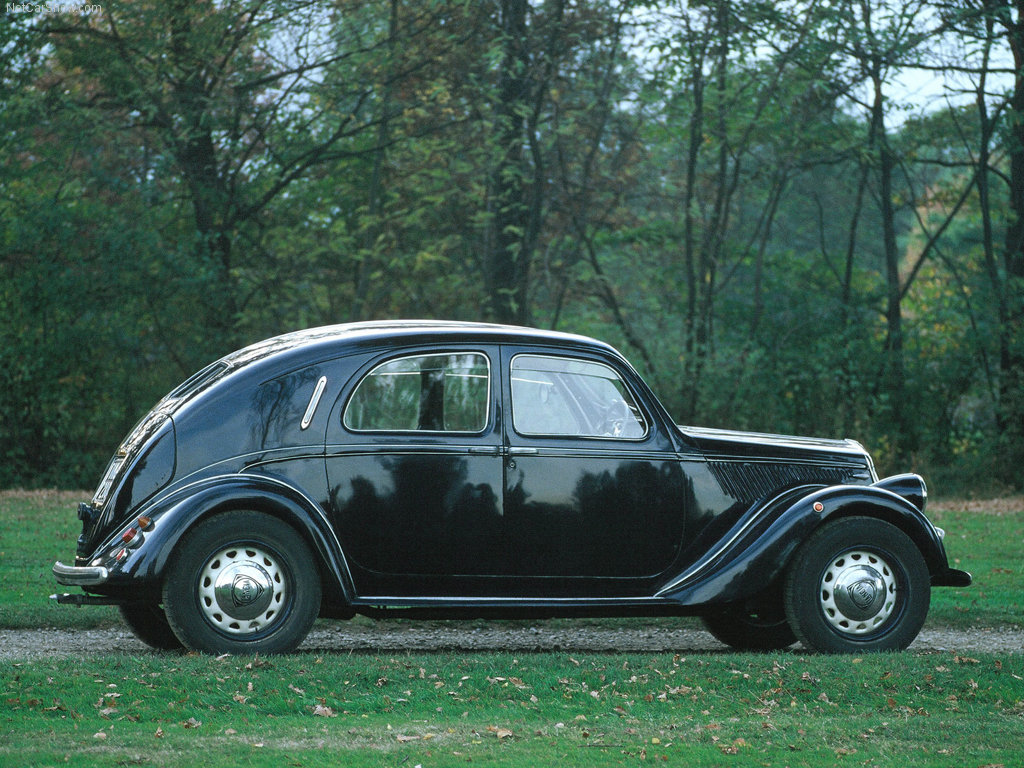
xmin=784 ymin=517 xmax=930 ymax=653
xmin=162 ymin=511 xmax=321 ymax=655
xmin=702 ymin=584 xmax=797 ymax=651
xmin=119 ymin=603 xmax=185 ymax=651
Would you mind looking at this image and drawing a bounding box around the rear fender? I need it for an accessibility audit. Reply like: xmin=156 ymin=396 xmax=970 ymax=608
xmin=657 ymin=475 xmax=957 ymax=606
xmin=107 ymin=475 xmax=356 ymax=605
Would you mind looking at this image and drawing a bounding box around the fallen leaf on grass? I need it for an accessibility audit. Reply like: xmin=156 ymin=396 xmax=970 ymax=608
xmin=312 ymin=704 xmax=337 ymax=718
xmin=396 ymin=734 xmax=419 ymax=742
xmin=716 ymin=737 xmax=749 ymax=754
xmin=486 ymin=725 xmax=514 ymax=739
xmin=183 ymin=717 xmax=202 ymax=729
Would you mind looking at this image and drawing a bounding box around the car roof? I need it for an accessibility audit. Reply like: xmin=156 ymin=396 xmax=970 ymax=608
xmin=222 ymin=320 xmax=618 ymax=372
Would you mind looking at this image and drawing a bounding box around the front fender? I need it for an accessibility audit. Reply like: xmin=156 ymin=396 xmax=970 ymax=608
xmin=657 ymin=475 xmax=968 ymax=606
xmin=106 ymin=475 xmax=356 ymax=605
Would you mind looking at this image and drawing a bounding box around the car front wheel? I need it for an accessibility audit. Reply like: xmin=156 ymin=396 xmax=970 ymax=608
xmin=784 ymin=517 xmax=930 ymax=653
xmin=162 ymin=511 xmax=321 ymax=654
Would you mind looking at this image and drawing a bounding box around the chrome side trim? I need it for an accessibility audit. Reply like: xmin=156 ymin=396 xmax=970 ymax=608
xmin=354 ymin=595 xmax=664 ymax=606
xmin=300 ymin=376 xmax=328 ymax=430
xmin=53 ymin=561 xmax=109 ymax=587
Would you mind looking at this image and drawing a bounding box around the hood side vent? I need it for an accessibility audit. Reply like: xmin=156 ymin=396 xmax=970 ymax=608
xmin=710 ymin=461 xmax=869 ymax=502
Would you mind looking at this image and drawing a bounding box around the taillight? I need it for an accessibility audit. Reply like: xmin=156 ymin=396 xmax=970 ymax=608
xmin=121 ymin=527 xmax=143 ymax=548
xmin=120 ymin=517 xmax=153 ymax=549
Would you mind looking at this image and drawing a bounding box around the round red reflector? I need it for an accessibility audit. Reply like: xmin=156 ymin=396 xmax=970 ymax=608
xmin=813 ymin=502 xmax=824 ymax=512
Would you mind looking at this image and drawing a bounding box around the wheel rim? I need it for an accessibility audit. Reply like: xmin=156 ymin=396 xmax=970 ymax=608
xmin=197 ymin=544 xmax=288 ymax=637
xmin=819 ymin=549 xmax=898 ymax=637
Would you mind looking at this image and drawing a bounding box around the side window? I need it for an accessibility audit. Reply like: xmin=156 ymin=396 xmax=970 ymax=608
xmin=344 ymin=353 xmax=489 ymax=433
xmin=511 ymin=355 xmax=647 ymax=439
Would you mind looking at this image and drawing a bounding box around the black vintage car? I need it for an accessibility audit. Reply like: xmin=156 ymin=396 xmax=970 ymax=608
xmin=53 ymin=321 xmax=970 ymax=654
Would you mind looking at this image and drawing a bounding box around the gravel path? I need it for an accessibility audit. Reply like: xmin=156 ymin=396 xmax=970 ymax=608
xmin=2 ymin=623 xmax=1020 ymax=659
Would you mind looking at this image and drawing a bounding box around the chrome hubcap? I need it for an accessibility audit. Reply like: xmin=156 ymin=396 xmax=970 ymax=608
xmin=198 ymin=545 xmax=286 ymax=636
xmin=819 ymin=549 xmax=897 ymax=636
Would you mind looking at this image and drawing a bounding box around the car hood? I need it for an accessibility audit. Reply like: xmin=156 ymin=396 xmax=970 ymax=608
xmin=678 ymin=425 xmax=873 ymax=468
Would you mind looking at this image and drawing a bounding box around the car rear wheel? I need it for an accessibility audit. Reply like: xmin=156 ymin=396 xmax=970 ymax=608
xmin=784 ymin=517 xmax=930 ymax=653
xmin=162 ymin=511 xmax=321 ymax=654
xmin=119 ymin=603 xmax=185 ymax=651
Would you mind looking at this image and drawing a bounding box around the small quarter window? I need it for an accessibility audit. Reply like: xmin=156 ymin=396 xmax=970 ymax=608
xmin=166 ymin=361 xmax=229 ymax=402
xmin=511 ymin=355 xmax=647 ymax=439
xmin=344 ymin=353 xmax=489 ymax=433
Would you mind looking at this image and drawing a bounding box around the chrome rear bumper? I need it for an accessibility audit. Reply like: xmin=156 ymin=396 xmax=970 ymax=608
xmin=53 ymin=561 xmax=109 ymax=587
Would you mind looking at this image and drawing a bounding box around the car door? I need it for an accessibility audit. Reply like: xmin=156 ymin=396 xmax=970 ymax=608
xmin=325 ymin=346 xmax=505 ymax=596
xmin=501 ymin=347 xmax=688 ymax=595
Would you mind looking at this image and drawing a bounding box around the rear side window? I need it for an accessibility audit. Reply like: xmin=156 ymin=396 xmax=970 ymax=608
xmin=344 ymin=353 xmax=489 ymax=433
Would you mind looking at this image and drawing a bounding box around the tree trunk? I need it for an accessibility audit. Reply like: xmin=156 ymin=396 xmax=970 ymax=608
xmin=485 ymin=0 xmax=532 ymax=325
xmin=997 ymin=0 xmax=1024 ymax=471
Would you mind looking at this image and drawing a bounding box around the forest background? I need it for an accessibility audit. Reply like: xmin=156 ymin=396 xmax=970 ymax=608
xmin=2 ymin=0 xmax=1023 ymax=495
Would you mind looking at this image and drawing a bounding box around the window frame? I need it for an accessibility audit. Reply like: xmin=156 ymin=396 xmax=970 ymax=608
xmin=342 ymin=350 xmax=492 ymax=435
xmin=509 ymin=352 xmax=650 ymax=441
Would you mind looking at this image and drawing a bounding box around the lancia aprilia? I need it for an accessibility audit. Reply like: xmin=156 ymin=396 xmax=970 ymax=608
xmin=53 ymin=321 xmax=971 ymax=654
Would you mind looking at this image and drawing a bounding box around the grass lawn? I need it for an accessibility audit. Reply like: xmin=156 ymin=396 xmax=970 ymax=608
xmin=3 ymin=650 xmax=1023 ymax=767
xmin=1 ymin=491 xmax=1021 ymax=767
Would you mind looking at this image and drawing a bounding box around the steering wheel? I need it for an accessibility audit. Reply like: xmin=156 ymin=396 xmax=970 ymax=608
xmin=600 ymin=399 xmax=629 ymax=437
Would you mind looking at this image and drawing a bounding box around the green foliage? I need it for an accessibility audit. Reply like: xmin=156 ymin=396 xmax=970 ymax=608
xmin=1 ymin=0 xmax=1022 ymax=488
